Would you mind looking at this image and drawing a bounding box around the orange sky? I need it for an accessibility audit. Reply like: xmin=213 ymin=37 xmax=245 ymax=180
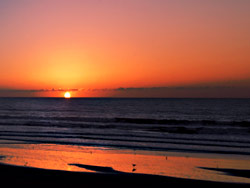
xmin=0 ymin=0 xmax=250 ymax=97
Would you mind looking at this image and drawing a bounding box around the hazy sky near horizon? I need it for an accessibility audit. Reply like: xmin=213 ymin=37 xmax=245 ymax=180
xmin=0 ymin=0 xmax=250 ymax=97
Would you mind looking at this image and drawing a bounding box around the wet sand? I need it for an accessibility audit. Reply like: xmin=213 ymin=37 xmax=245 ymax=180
xmin=200 ymin=167 xmax=250 ymax=179
xmin=0 ymin=142 xmax=250 ymax=187
xmin=0 ymin=163 xmax=249 ymax=188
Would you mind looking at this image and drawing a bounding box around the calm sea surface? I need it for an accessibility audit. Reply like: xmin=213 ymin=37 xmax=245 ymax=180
xmin=0 ymin=98 xmax=250 ymax=156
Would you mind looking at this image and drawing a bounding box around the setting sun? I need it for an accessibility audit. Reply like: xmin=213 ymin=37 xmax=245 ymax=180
xmin=1 ymin=1 xmax=250 ymax=187
xmin=64 ymin=92 xmax=71 ymax=99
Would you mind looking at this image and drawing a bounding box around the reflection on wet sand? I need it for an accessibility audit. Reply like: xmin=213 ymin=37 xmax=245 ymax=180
xmin=200 ymin=167 xmax=250 ymax=179
xmin=0 ymin=142 xmax=250 ymax=183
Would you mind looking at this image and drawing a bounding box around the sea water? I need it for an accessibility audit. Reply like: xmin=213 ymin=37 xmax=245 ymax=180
xmin=0 ymin=98 xmax=250 ymax=156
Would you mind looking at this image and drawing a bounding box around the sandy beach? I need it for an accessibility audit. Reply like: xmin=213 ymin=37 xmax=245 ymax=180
xmin=1 ymin=162 xmax=249 ymax=188
xmin=0 ymin=142 xmax=250 ymax=187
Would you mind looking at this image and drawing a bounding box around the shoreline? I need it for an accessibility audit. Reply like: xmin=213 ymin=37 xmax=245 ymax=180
xmin=0 ymin=163 xmax=249 ymax=188
xmin=1 ymin=142 xmax=250 ymax=184
xmin=1 ymin=137 xmax=250 ymax=156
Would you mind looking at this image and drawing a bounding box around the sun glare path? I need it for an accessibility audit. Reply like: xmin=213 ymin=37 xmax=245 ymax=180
xmin=64 ymin=92 xmax=71 ymax=99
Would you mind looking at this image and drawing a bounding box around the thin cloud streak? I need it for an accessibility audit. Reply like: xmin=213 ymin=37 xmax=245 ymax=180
xmin=0 ymin=88 xmax=82 ymax=93
xmin=0 ymin=79 xmax=250 ymax=97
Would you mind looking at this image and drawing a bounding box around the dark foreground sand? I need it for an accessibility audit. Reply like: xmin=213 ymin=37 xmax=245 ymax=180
xmin=0 ymin=163 xmax=249 ymax=188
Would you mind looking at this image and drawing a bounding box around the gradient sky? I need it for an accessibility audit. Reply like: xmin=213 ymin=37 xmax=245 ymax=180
xmin=0 ymin=0 xmax=250 ymax=97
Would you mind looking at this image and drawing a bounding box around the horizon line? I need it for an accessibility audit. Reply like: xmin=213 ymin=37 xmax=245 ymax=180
xmin=0 ymin=97 xmax=250 ymax=99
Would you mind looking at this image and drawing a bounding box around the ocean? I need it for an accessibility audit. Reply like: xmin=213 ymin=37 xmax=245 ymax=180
xmin=0 ymin=98 xmax=250 ymax=156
